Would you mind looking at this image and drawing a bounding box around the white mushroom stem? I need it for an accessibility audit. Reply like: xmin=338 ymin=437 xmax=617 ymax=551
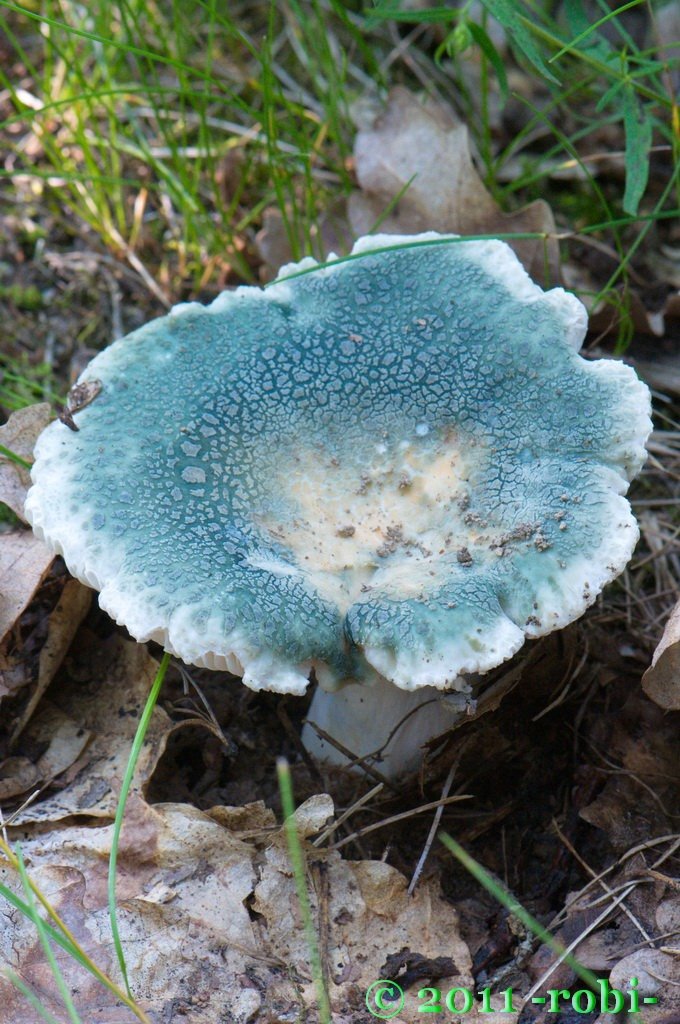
xmin=301 ymin=675 xmax=470 ymax=779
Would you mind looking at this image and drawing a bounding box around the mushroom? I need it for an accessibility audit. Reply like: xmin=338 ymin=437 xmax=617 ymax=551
xmin=25 ymin=234 xmax=651 ymax=778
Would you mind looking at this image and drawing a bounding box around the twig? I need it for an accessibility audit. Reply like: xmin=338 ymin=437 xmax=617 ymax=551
xmin=313 ymin=782 xmax=384 ymax=847
xmin=408 ymin=747 xmax=468 ymax=895
xmin=521 ymin=884 xmax=638 ymax=1011
xmin=556 ymin=835 xmax=680 ymax=923
xmin=329 ymin=794 xmax=473 ymax=852
xmin=552 ymin=818 xmax=652 ymax=943
xmin=300 ymin=719 xmax=397 ymax=792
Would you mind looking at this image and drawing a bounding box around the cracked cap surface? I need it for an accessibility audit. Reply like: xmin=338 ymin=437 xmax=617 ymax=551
xmin=25 ymin=234 xmax=652 ymax=694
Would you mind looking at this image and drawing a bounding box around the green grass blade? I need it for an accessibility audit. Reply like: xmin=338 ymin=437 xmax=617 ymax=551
xmin=440 ymin=833 xmax=601 ymax=991
xmin=1 ymin=969 xmax=64 ymax=1024
xmin=0 ymin=444 xmax=32 ymax=471
xmin=15 ymin=846 xmax=83 ymax=1024
xmin=549 ymin=0 xmax=645 ymax=63
xmin=276 ymin=759 xmax=331 ymax=1024
xmin=366 ymin=4 xmax=457 ymax=27
xmin=0 ymin=1 xmax=234 ymax=94
xmin=518 ymin=17 xmax=669 ymax=106
xmin=479 ymin=0 xmax=559 ymax=83
xmin=0 ymin=883 xmax=83 ymax=961
xmin=622 ymin=87 xmax=653 ymax=215
xmin=468 ymin=21 xmax=509 ymax=102
xmin=108 ymin=651 xmax=171 ymax=997
xmin=0 ymin=867 xmax=151 ymax=1021
xmin=593 ymin=160 xmax=680 ymax=312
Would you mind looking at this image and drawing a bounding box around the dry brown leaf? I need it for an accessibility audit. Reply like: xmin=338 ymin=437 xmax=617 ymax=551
xmin=656 ymin=893 xmax=680 ymax=935
xmin=529 ymin=898 xmax=637 ymax=980
xmin=580 ymin=695 xmax=680 ymax=849
xmin=0 ymin=703 xmax=93 ymax=802
xmin=349 ymin=87 xmax=559 ymax=286
xmin=1 ymin=796 xmax=472 ymax=1023
xmin=0 ymin=530 xmax=53 ymax=648
xmin=600 ymin=949 xmax=680 ymax=1024
xmin=630 ymin=353 xmax=680 ymax=398
xmin=643 ymin=601 xmax=680 ymax=709
xmin=588 ymin=291 xmax=666 ymax=341
xmin=252 ymin=827 xmax=472 ymax=1023
xmin=0 ymin=756 xmax=40 ymax=800
xmin=8 ymin=577 xmax=91 ymax=740
xmin=0 ymin=403 xmax=52 ymax=521
xmin=207 ymin=799 xmax=277 ymax=835
xmin=30 ymin=702 xmax=92 ymax=780
xmin=585 ymin=292 xmax=680 ymax=389
xmin=530 ymin=849 xmax=679 ymax=1024
xmin=0 ymin=801 xmax=261 ymax=1024
xmin=254 ymin=207 xmax=295 ymax=275
xmin=291 ymin=791 xmax=334 ymax=836
xmin=255 ymin=203 xmax=354 ymax=279
xmin=8 ymin=633 xmax=172 ymax=826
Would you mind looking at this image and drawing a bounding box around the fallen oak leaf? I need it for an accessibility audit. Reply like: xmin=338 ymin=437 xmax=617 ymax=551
xmin=255 ymin=202 xmax=354 ymax=279
xmin=579 ymin=694 xmax=680 ymax=848
xmin=0 ymin=720 xmax=90 ymax=808
xmin=0 ymin=531 xmax=53 ymax=649
xmin=0 ymin=802 xmax=262 ymax=1024
xmin=25 ymin=702 xmax=92 ymax=791
xmin=349 ymin=86 xmax=559 ymax=286
xmin=622 ymin=302 xmax=680 ymax=397
xmin=252 ymin=813 xmax=473 ymax=1021
xmin=643 ymin=599 xmax=680 ymax=709
xmin=8 ymin=633 xmax=172 ymax=827
xmin=206 ymin=800 xmax=277 ymax=837
xmin=1 ymin=782 xmax=475 ymax=1022
xmin=603 ymin=949 xmax=680 ymax=1024
xmin=0 ymin=404 xmax=52 ymax=521
xmin=0 ymin=756 xmax=40 ymax=801
xmin=7 ymin=578 xmax=91 ymax=743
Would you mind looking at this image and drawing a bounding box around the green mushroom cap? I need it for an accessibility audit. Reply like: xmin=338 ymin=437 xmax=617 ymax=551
xmin=25 ymin=234 xmax=651 ymax=695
